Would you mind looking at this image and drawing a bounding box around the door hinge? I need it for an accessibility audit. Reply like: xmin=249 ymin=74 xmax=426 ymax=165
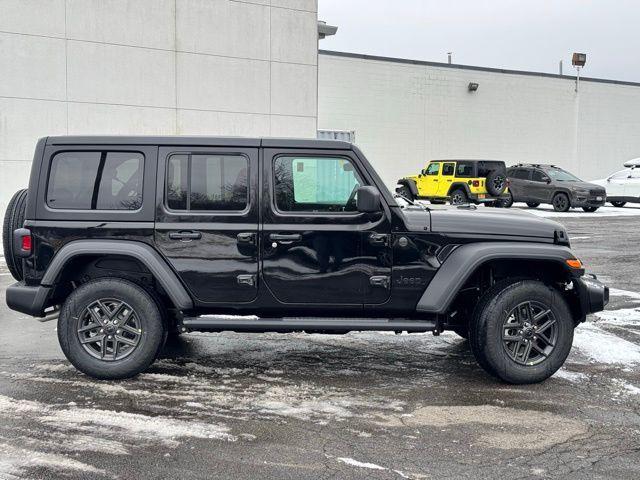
xmin=370 ymin=275 xmax=390 ymax=289
xmin=237 ymin=274 xmax=257 ymax=287
xmin=368 ymin=233 xmax=389 ymax=246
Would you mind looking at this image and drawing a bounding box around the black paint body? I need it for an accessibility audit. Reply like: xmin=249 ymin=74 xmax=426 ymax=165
xmin=19 ymin=136 xmax=575 ymax=319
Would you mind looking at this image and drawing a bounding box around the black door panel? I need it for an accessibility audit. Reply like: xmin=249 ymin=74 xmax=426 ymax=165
xmin=261 ymin=149 xmax=392 ymax=306
xmin=154 ymin=147 xmax=259 ymax=305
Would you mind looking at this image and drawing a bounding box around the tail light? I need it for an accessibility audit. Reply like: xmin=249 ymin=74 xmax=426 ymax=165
xmin=472 ymin=180 xmax=480 ymax=187
xmin=13 ymin=228 xmax=32 ymax=257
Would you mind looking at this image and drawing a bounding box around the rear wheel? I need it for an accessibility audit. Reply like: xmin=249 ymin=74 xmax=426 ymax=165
xmin=552 ymin=193 xmax=570 ymax=212
xmin=58 ymin=278 xmax=166 ymax=379
xmin=469 ymin=280 xmax=574 ymax=384
xmin=582 ymin=206 xmax=598 ymax=212
xmin=2 ymin=189 xmax=28 ymax=281
xmin=500 ymin=192 xmax=514 ymax=208
xmin=450 ymin=189 xmax=468 ymax=205
xmin=611 ymin=201 xmax=626 ymax=208
xmin=526 ymin=202 xmax=540 ymax=208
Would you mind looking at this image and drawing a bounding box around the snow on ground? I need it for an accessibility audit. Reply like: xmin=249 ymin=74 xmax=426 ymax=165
xmin=512 ymin=204 xmax=640 ymax=218
xmin=573 ymin=321 xmax=640 ymax=365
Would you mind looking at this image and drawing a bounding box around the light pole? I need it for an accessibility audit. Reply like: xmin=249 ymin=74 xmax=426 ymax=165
xmin=572 ymin=53 xmax=586 ymax=93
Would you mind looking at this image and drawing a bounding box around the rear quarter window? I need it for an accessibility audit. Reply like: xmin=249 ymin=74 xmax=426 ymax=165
xmin=47 ymin=151 xmax=144 ymax=210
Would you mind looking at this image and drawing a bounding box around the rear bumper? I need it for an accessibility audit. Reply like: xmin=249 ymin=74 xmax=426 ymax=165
xmin=6 ymin=282 xmax=51 ymax=317
xmin=574 ymin=274 xmax=609 ymax=319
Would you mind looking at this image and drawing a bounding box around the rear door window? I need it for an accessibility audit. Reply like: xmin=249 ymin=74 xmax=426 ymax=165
xmin=455 ymin=162 xmax=474 ymax=177
xmin=512 ymin=169 xmax=531 ymax=180
xmin=165 ymin=154 xmax=248 ymax=211
xmin=442 ymin=163 xmax=455 ymax=176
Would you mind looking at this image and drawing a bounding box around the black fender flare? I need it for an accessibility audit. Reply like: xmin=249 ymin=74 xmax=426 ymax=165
xmin=397 ymin=178 xmax=419 ymax=197
xmin=41 ymin=240 xmax=193 ymax=310
xmin=447 ymin=182 xmax=472 ymax=197
xmin=416 ymin=242 xmax=578 ymax=314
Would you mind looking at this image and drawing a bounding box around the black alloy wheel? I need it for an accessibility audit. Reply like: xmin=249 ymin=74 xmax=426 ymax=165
xmin=611 ymin=201 xmax=626 ymax=208
xmin=77 ymin=298 xmax=142 ymax=361
xmin=526 ymin=202 xmax=540 ymax=208
xmin=582 ymin=206 xmax=598 ymax=213
xmin=502 ymin=301 xmax=558 ymax=366
xmin=450 ymin=189 xmax=468 ymax=205
xmin=552 ymin=193 xmax=570 ymax=212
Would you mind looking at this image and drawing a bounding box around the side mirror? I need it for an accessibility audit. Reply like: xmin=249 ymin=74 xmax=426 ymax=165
xmin=421 ymin=169 xmax=427 ymax=175
xmin=356 ymin=186 xmax=382 ymax=213
xmin=544 ymin=177 xmax=551 ymax=184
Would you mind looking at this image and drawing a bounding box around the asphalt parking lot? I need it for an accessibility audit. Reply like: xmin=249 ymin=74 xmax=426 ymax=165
xmin=0 ymin=205 xmax=639 ymax=480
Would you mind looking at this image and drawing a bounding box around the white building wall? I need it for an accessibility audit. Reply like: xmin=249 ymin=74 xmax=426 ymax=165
xmin=0 ymin=0 xmax=318 ymax=214
xmin=318 ymin=52 xmax=640 ymax=189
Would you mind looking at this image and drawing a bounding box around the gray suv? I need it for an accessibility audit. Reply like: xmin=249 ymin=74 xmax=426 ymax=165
xmin=504 ymin=164 xmax=606 ymax=212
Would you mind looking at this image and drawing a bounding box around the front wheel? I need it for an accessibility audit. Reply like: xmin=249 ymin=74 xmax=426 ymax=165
xmin=582 ymin=206 xmax=598 ymax=212
xmin=58 ymin=278 xmax=166 ymax=379
xmin=397 ymin=185 xmax=414 ymax=202
xmin=552 ymin=193 xmax=570 ymax=212
xmin=469 ymin=280 xmax=574 ymax=384
xmin=611 ymin=201 xmax=626 ymax=208
xmin=449 ymin=189 xmax=468 ymax=205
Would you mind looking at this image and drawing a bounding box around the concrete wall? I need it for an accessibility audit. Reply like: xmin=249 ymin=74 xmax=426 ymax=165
xmin=0 ymin=0 xmax=318 ymax=214
xmin=318 ymin=52 xmax=640 ymax=189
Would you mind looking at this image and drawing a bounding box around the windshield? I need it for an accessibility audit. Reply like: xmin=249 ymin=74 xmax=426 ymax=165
xmin=546 ymin=168 xmax=582 ymax=182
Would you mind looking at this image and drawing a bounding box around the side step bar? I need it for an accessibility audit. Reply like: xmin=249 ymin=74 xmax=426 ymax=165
xmin=181 ymin=316 xmax=437 ymax=333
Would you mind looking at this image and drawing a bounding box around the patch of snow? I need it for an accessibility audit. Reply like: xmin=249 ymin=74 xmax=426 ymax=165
xmin=593 ymin=306 xmax=640 ymax=326
xmin=553 ymin=369 xmax=588 ymax=382
xmin=514 ymin=204 xmax=640 ymax=218
xmin=338 ymin=457 xmax=386 ymax=470
xmin=612 ymin=379 xmax=640 ymax=396
xmin=573 ymin=322 xmax=640 ymax=365
xmin=0 ymin=443 xmax=105 ymax=478
xmin=609 ymin=288 xmax=640 ymax=301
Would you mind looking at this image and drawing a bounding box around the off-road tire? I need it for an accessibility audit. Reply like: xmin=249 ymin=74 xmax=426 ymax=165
xmin=469 ymin=279 xmax=574 ymax=384
xmin=526 ymin=202 xmax=540 ymax=208
xmin=611 ymin=201 xmax=626 ymax=208
xmin=582 ymin=206 xmax=598 ymax=212
xmin=2 ymin=189 xmax=28 ymax=281
xmin=486 ymin=171 xmax=507 ymax=196
xmin=499 ymin=192 xmax=514 ymax=208
xmin=452 ymin=326 xmax=469 ymax=339
xmin=450 ymin=189 xmax=468 ymax=205
xmin=552 ymin=193 xmax=570 ymax=212
xmin=58 ymin=278 xmax=166 ymax=379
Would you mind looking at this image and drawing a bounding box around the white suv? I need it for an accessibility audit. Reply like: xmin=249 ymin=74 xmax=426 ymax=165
xmin=592 ymin=159 xmax=640 ymax=207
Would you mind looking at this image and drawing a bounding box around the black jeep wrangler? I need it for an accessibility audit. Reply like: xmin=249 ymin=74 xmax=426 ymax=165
xmin=4 ymin=136 xmax=608 ymax=384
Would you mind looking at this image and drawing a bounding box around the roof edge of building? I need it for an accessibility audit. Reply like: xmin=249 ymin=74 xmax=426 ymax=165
xmin=319 ymin=50 xmax=640 ymax=88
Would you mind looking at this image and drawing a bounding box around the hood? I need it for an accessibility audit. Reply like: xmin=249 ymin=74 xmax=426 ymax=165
xmin=560 ymin=181 xmax=605 ymax=192
xmin=425 ymin=205 xmax=566 ymax=240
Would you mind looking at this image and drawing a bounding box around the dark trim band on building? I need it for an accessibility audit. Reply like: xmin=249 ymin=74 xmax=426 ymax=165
xmin=319 ymin=50 xmax=640 ymax=88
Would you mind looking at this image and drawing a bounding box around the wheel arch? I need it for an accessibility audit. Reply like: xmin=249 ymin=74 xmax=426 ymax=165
xmin=397 ymin=178 xmax=419 ymax=197
xmin=447 ymin=182 xmax=472 ymax=197
xmin=417 ymin=242 xmax=582 ymax=318
xmin=42 ymin=240 xmax=193 ymax=311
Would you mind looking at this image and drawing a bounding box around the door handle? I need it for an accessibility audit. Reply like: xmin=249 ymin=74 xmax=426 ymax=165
xmin=169 ymin=231 xmax=202 ymax=241
xmin=370 ymin=276 xmax=390 ymax=289
xmin=237 ymin=232 xmax=255 ymax=244
xmin=368 ymin=233 xmax=389 ymax=246
xmin=269 ymin=233 xmax=302 ymax=242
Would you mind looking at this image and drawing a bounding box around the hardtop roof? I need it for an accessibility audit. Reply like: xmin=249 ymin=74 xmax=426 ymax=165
xmin=45 ymin=135 xmax=352 ymax=150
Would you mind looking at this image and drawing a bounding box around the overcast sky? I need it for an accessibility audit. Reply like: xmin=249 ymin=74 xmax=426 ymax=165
xmin=318 ymin=0 xmax=640 ymax=82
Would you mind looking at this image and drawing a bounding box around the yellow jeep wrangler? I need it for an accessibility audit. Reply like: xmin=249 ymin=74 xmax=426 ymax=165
xmin=396 ymin=159 xmax=509 ymax=205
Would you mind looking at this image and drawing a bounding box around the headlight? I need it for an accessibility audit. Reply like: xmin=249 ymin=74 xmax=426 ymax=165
xmin=574 ymin=189 xmax=589 ymax=195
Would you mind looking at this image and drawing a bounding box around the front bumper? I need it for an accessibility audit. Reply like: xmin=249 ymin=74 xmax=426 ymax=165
xmin=571 ymin=194 xmax=606 ymax=208
xmin=6 ymin=282 xmax=51 ymax=317
xmin=573 ymin=274 xmax=609 ymax=320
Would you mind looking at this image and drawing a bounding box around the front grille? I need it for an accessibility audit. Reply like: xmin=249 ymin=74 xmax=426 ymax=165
xmin=589 ymin=189 xmax=605 ymax=196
